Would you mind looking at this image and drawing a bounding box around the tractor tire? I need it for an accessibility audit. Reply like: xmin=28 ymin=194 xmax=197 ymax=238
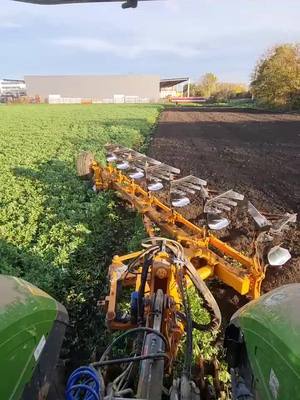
xmin=76 ymin=151 xmax=94 ymax=180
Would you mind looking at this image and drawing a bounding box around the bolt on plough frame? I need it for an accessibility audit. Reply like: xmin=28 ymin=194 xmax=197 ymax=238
xmin=77 ymin=144 xmax=296 ymax=302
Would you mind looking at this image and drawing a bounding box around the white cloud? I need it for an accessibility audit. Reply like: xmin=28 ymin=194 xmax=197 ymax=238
xmin=51 ymin=37 xmax=203 ymax=58
xmin=2 ymin=0 xmax=300 ymax=81
xmin=51 ymin=24 xmax=300 ymax=63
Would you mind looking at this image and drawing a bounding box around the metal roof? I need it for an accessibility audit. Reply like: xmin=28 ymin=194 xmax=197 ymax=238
xmin=160 ymin=78 xmax=189 ymax=89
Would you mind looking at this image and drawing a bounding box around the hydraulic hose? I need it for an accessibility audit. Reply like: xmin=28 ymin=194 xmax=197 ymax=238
xmin=137 ymin=255 xmax=153 ymax=325
xmin=92 ymin=326 xmax=169 ymax=366
xmin=178 ymin=267 xmax=193 ymax=379
xmin=92 ymin=352 xmax=168 ymax=367
xmin=66 ymin=366 xmax=103 ymax=400
xmin=159 ymin=237 xmax=222 ymax=331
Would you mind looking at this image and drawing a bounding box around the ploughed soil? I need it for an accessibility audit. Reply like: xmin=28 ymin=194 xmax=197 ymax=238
xmin=149 ymin=107 xmax=300 ymax=322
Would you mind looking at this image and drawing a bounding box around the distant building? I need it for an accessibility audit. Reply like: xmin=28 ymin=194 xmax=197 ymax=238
xmin=0 ymin=79 xmax=26 ymax=98
xmin=25 ymin=75 xmax=161 ymax=104
xmin=159 ymin=78 xmax=189 ymax=99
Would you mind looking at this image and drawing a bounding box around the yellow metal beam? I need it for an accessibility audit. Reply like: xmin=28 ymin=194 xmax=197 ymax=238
xmin=214 ymin=263 xmax=250 ymax=295
xmin=91 ymin=162 xmax=264 ymax=298
xmin=198 ymin=266 xmax=214 ymax=281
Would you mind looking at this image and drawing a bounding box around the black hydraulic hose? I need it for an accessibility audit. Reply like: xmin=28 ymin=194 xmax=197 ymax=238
xmin=178 ymin=267 xmax=193 ymax=379
xmin=92 ymin=352 xmax=169 ymax=367
xmin=137 ymin=256 xmax=152 ymax=325
xmin=162 ymin=240 xmax=221 ymax=330
xmin=127 ymin=245 xmax=159 ymax=274
xmin=176 ymin=311 xmax=212 ymax=332
xmin=94 ymin=327 xmax=169 ymax=366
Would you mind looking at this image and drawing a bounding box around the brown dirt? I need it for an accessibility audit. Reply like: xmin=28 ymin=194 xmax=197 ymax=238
xmin=149 ymin=107 xmax=300 ymax=321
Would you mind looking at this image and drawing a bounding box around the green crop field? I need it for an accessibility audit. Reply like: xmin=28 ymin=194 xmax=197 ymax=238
xmin=0 ymin=103 xmax=162 ymax=361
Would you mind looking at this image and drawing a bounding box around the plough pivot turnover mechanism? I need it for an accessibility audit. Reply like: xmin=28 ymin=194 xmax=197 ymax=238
xmin=73 ymin=145 xmax=296 ymax=400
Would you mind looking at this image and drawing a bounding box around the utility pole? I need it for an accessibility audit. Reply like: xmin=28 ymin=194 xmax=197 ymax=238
xmin=187 ymin=78 xmax=190 ymax=98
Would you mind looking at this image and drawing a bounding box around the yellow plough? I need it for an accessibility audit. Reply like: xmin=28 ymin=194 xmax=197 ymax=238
xmin=75 ymin=144 xmax=296 ymax=399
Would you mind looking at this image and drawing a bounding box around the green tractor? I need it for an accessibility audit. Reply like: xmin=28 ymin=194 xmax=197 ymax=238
xmin=1 ymin=273 xmax=300 ymax=399
xmin=225 ymin=283 xmax=300 ymax=400
xmin=0 ymin=275 xmax=68 ymax=400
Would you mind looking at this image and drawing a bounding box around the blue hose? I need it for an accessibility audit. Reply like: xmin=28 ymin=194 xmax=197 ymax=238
xmin=66 ymin=366 xmax=102 ymax=400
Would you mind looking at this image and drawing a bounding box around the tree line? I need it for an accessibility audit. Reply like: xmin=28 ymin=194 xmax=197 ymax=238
xmin=184 ymin=73 xmax=250 ymax=102
xmin=184 ymin=43 xmax=300 ymax=110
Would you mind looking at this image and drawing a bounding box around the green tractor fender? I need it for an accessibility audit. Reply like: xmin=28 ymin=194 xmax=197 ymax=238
xmin=225 ymin=283 xmax=300 ymax=400
xmin=0 ymin=275 xmax=68 ymax=400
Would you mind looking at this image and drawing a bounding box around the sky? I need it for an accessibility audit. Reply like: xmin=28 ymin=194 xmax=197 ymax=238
xmin=1 ymin=0 xmax=300 ymax=84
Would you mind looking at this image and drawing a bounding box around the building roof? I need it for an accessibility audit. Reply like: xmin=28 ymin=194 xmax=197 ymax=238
xmin=0 ymin=79 xmax=25 ymax=83
xmin=160 ymin=78 xmax=189 ymax=89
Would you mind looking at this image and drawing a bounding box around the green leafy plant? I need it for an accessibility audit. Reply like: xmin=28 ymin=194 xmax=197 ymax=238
xmin=0 ymin=103 xmax=162 ymax=365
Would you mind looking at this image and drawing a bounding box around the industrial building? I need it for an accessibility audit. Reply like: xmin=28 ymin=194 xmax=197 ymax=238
xmin=24 ymin=75 xmax=190 ymax=104
xmin=25 ymin=75 xmax=161 ymax=104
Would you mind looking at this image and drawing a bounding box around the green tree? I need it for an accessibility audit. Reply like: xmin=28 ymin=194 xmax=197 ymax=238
xmin=212 ymin=82 xmax=249 ymax=102
xmin=251 ymin=43 xmax=300 ymax=109
xmin=198 ymin=73 xmax=218 ymax=98
xmin=183 ymin=83 xmax=198 ymax=97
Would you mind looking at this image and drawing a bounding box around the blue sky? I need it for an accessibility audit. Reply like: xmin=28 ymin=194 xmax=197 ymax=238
xmin=1 ymin=0 xmax=300 ymax=83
